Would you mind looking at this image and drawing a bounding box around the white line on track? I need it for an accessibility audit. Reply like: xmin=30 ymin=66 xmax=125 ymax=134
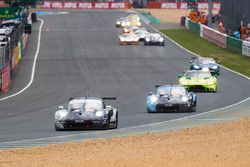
xmin=0 ymin=19 xmax=44 ymax=102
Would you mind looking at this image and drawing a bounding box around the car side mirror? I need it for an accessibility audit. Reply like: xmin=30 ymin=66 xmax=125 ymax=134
xmin=189 ymin=60 xmax=193 ymax=63
xmin=58 ymin=106 xmax=64 ymax=110
xmin=148 ymin=92 xmax=153 ymax=96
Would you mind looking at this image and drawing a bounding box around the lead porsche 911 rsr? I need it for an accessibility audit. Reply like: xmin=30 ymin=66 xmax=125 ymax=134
xmin=147 ymin=85 xmax=197 ymax=113
xmin=118 ymin=33 xmax=139 ymax=45
xmin=190 ymin=57 xmax=220 ymax=76
xmin=144 ymin=33 xmax=165 ymax=46
xmin=178 ymin=70 xmax=217 ymax=92
xmin=54 ymin=97 xmax=118 ymax=131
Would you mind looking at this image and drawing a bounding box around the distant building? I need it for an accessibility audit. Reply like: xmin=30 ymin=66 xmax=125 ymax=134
xmin=220 ymin=0 xmax=250 ymax=30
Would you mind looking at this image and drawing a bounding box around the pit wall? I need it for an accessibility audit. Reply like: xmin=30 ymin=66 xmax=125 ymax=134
xmin=185 ymin=18 xmax=250 ymax=57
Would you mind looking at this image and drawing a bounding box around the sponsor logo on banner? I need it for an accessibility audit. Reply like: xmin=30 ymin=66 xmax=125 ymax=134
xmin=42 ymin=1 xmax=51 ymax=8
xmin=213 ymin=3 xmax=220 ymax=10
xmin=79 ymin=2 xmax=93 ymax=9
xmin=161 ymin=3 xmax=177 ymax=9
xmin=51 ymin=2 xmax=63 ymax=8
xmin=111 ymin=3 xmax=125 ymax=9
xmin=180 ymin=2 xmax=187 ymax=9
xmin=197 ymin=3 xmax=208 ymax=9
xmin=64 ymin=2 xmax=77 ymax=9
xmin=95 ymin=3 xmax=109 ymax=9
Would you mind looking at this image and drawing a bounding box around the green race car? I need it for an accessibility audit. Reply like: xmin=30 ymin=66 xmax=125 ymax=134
xmin=178 ymin=70 xmax=217 ymax=93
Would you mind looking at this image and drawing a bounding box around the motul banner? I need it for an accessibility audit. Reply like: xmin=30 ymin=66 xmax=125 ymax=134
xmin=78 ymin=2 xmax=93 ymax=9
xmin=42 ymin=1 xmax=129 ymax=9
xmin=148 ymin=2 xmax=220 ymax=10
xmin=161 ymin=3 xmax=177 ymax=9
xmin=1 ymin=63 xmax=11 ymax=92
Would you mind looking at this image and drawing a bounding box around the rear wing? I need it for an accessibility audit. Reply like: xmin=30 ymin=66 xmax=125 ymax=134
xmin=101 ymin=97 xmax=117 ymax=100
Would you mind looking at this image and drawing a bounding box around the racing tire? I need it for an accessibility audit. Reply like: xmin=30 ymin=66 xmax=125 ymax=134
xmin=55 ymin=124 xmax=64 ymax=131
xmin=110 ymin=112 xmax=118 ymax=129
xmin=160 ymin=42 xmax=165 ymax=46
xmin=144 ymin=42 xmax=149 ymax=46
xmin=212 ymin=86 xmax=217 ymax=93
xmin=147 ymin=107 xmax=152 ymax=113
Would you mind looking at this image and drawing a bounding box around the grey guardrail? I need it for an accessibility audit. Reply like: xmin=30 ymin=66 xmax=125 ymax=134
xmin=0 ymin=97 xmax=250 ymax=150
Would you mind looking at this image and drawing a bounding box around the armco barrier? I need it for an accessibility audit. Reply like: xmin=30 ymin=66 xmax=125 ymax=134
xmin=1 ymin=63 xmax=11 ymax=92
xmin=188 ymin=20 xmax=200 ymax=36
xmin=226 ymin=36 xmax=242 ymax=54
xmin=42 ymin=1 xmax=130 ymax=9
xmin=242 ymin=41 xmax=250 ymax=57
xmin=202 ymin=25 xmax=226 ymax=48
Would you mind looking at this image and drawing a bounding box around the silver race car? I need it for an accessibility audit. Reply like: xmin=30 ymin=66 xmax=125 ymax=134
xmin=54 ymin=97 xmax=118 ymax=131
xmin=144 ymin=33 xmax=165 ymax=46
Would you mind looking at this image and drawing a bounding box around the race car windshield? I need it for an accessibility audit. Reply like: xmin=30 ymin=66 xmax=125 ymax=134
xmin=157 ymin=87 xmax=186 ymax=96
xmin=68 ymin=103 xmax=83 ymax=111
xmin=84 ymin=99 xmax=103 ymax=111
xmin=185 ymin=71 xmax=211 ymax=78
xmin=197 ymin=58 xmax=215 ymax=64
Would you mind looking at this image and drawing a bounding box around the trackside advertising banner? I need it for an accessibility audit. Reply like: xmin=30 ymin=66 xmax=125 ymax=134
xmin=42 ymin=1 xmax=129 ymax=9
xmin=148 ymin=2 xmax=220 ymax=9
xmin=242 ymin=41 xmax=250 ymax=57
xmin=202 ymin=25 xmax=227 ymax=48
xmin=1 ymin=63 xmax=11 ymax=92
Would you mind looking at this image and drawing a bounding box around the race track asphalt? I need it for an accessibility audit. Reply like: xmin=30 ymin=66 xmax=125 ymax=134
xmin=0 ymin=11 xmax=250 ymax=143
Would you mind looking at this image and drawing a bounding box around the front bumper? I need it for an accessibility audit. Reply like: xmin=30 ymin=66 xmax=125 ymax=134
xmin=55 ymin=119 xmax=108 ymax=130
xmin=184 ymin=84 xmax=216 ymax=92
xmin=145 ymin=41 xmax=164 ymax=45
xmin=119 ymin=41 xmax=138 ymax=45
xmin=155 ymin=103 xmax=191 ymax=112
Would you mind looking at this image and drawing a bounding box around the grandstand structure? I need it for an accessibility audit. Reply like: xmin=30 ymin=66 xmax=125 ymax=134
xmin=220 ymin=0 xmax=250 ymax=31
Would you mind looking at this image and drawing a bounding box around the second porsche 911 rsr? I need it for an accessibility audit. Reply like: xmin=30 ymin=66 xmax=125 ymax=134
xmin=147 ymin=85 xmax=197 ymax=113
xmin=144 ymin=33 xmax=165 ymax=46
xmin=179 ymin=70 xmax=217 ymax=92
xmin=54 ymin=97 xmax=118 ymax=131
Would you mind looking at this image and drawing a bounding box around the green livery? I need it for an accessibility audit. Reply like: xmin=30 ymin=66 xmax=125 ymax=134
xmin=178 ymin=70 xmax=217 ymax=93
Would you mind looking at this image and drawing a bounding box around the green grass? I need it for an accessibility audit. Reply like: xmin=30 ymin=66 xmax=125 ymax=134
xmin=160 ymin=29 xmax=250 ymax=77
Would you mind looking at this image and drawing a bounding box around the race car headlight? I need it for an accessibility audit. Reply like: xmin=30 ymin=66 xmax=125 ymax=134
xmin=145 ymin=37 xmax=150 ymax=42
xmin=137 ymin=22 xmax=141 ymax=26
xmin=120 ymin=37 xmax=124 ymax=42
xmin=95 ymin=111 xmax=103 ymax=117
xmin=211 ymin=65 xmax=218 ymax=69
xmin=126 ymin=22 xmax=130 ymax=26
xmin=59 ymin=112 xmax=67 ymax=117
xmin=181 ymin=81 xmax=188 ymax=85
xmin=121 ymin=22 xmax=126 ymax=26
xmin=193 ymin=65 xmax=200 ymax=69
xmin=207 ymin=80 xmax=213 ymax=85
xmin=151 ymin=96 xmax=158 ymax=103
xmin=159 ymin=37 xmax=164 ymax=42
xmin=181 ymin=96 xmax=188 ymax=102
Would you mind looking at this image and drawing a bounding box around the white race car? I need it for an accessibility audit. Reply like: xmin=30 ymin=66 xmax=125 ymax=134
xmin=118 ymin=33 xmax=139 ymax=45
